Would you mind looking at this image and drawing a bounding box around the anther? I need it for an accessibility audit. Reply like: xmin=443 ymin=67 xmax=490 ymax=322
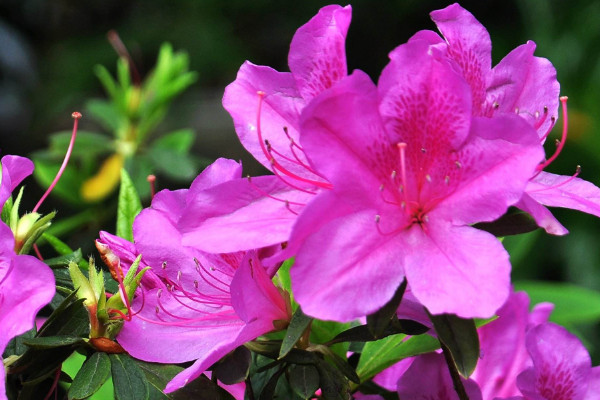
xmin=544 ymin=106 xmax=548 ymax=114
xmin=147 ymin=175 xmax=156 ymax=200
xmin=379 ymin=184 xmax=384 ymax=191
xmin=162 ymin=261 xmax=167 ymax=270
xmin=537 ymin=96 xmax=569 ymax=171
xmin=493 ymin=102 xmax=500 ymax=109
xmin=155 ymin=306 xmax=160 ymax=314
xmin=515 ymin=107 xmax=519 ymax=114
xmin=455 ymin=161 xmax=462 ymax=169
xmin=425 ymin=174 xmax=432 ymax=182
xmin=194 ymin=280 xmax=199 ymax=288
xmin=421 ymin=147 xmax=427 ymax=153
xmin=444 ymin=176 xmax=450 ymax=185
xmin=535 ymin=111 xmax=540 ymax=119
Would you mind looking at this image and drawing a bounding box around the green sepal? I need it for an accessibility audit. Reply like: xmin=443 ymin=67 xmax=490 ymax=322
xmin=88 ymin=258 xmax=106 ymax=311
xmin=68 ymin=262 xmax=97 ymax=308
xmin=9 ymin=186 xmax=24 ymax=231
xmin=17 ymin=211 xmax=56 ymax=255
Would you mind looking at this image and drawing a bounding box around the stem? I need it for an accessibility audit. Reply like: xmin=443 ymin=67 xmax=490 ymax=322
xmin=440 ymin=341 xmax=470 ymax=400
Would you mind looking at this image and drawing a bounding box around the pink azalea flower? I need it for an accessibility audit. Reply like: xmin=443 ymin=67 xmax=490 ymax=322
xmin=515 ymin=323 xmax=600 ymax=400
xmin=289 ymin=37 xmax=544 ymax=321
xmin=0 ymin=156 xmax=55 ymax=399
xmin=471 ymin=291 xmax=553 ymax=399
xmin=194 ymin=5 xmax=351 ymax=256
xmin=415 ymin=3 xmax=600 ymax=235
xmin=106 ymin=158 xmax=290 ymax=393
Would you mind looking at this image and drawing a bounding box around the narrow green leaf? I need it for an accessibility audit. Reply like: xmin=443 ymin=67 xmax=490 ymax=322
xmin=317 ymin=346 xmax=359 ymax=384
xmin=356 ymin=334 xmax=439 ymax=382
xmin=110 ymin=354 xmax=149 ymax=400
xmin=68 ymin=352 xmax=111 ymax=400
xmin=259 ymin=367 xmax=287 ymax=400
xmin=288 ymin=364 xmax=319 ymax=399
xmin=515 ymin=280 xmax=600 ymax=325
xmin=366 ymin=279 xmax=407 ymax=339
xmin=151 ymin=129 xmax=195 ymax=153
xmin=23 ymin=335 xmax=84 ymax=349
xmin=279 ymin=307 xmax=312 ymax=359
xmin=429 ymin=313 xmax=479 ymax=377
xmin=116 ymin=169 xmax=142 ymax=242
xmin=42 ymin=232 xmax=74 ymax=255
xmin=327 ymin=320 xmax=428 ymax=346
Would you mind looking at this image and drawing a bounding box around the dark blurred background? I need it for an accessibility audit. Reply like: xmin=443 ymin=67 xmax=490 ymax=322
xmin=1 ymin=0 xmax=600 ymax=356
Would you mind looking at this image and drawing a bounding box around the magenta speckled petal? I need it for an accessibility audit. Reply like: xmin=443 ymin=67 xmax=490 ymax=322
xmin=517 ymin=323 xmax=592 ymax=400
xmin=289 ymin=5 xmax=351 ymax=101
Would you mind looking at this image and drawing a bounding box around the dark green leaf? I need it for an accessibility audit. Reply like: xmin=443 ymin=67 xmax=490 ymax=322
xmin=366 ymin=279 xmax=407 ymax=339
xmin=429 ymin=313 xmax=479 ymax=377
xmin=316 ymin=359 xmax=350 ymax=400
xmin=116 ymin=169 xmax=142 ymax=242
xmin=110 ymin=354 xmax=149 ymax=400
xmin=279 ymin=307 xmax=312 ymax=359
xmin=86 ymin=99 xmax=122 ymax=132
xmin=259 ymin=367 xmax=286 ymax=400
xmin=44 ymin=249 xmax=83 ymax=268
xmin=356 ymin=334 xmax=439 ymax=382
xmin=317 ymin=346 xmax=359 ymax=384
xmin=474 ymin=210 xmax=539 ymax=236
xmin=288 ymin=364 xmax=319 ymax=399
xmin=148 ymin=147 xmax=198 ymax=181
xmin=328 ymin=322 xmax=428 ymax=346
xmin=515 ymin=280 xmax=600 ymax=325
xmin=23 ymin=335 xmax=85 ymax=349
xmin=3 ymin=326 xmax=36 ymax=357
xmin=135 ymin=360 xmax=235 ymax=400
xmin=355 ymin=381 xmax=400 ymax=400
xmin=37 ymin=292 xmax=89 ymax=338
xmin=212 ymin=346 xmax=251 ymax=385
xmin=68 ymin=352 xmax=111 ymax=400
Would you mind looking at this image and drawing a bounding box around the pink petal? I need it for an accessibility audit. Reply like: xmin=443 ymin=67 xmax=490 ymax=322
xmin=403 ymin=221 xmax=510 ymax=318
xmin=527 ymin=171 xmax=600 ymax=219
xmin=288 ymin=5 xmax=351 ymax=101
xmin=430 ymin=3 xmax=491 ymax=115
xmin=0 ymin=155 xmax=34 ymax=208
xmin=291 ymin=210 xmax=406 ymax=322
xmin=434 ymin=115 xmax=544 ymax=225
xmin=188 ymin=158 xmax=242 ymax=193
xmin=222 ymin=61 xmax=304 ymax=173
xmin=518 ymin=322 xmax=591 ymax=400
xmin=179 ymin=175 xmax=313 ymax=253
xmin=488 ymin=41 xmax=560 ymax=138
xmin=515 ymin=193 xmax=569 ymax=236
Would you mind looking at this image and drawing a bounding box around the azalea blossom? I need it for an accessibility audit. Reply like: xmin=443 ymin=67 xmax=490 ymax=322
xmin=0 ymin=156 xmax=55 ymax=399
xmin=191 ymin=5 xmax=352 ymax=256
xmin=415 ymin=3 xmax=600 ymax=235
xmin=288 ymin=38 xmax=544 ymax=321
xmin=514 ymin=322 xmax=600 ymax=400
xmin=104 ymin=158 xmax=290 ymax=393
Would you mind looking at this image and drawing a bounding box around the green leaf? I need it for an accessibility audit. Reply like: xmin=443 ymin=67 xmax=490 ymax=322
xmin=514 ymin=280 xmax=600 ymax=325
xmin=327 ymin=320 xmax=428 ymax=346
xmin=110 ymin=354 xmax=149 ymax=400
xmin=151 ymin=129 xmax=195 ymax=153
xmin=42 ymin=232 xmax=74 ymax=255
xmin=68 ymin=352 xmax=111 ymax=400
xmin=49 ymin=130 xmax=113 ymax=158
xmin=366 ymin=279 xmax=407 ymax=339
xmin=288 ymin=364 xmax=319 ymax=399
xmin=259 ymin=367 xmax=287 ymax=400
xmin=315 ymin=359 xmax=350 ymax=400
xmin=23 ymin=335 xmax=85 ymax=349
xmin=212 ymin=346 xmax=251 ymax=385
xmin=116 ymin=168 xmax=142 ymax=242
xmin=356 ymin=334 xmax=439 ymax=382
xmin=148 ymin=147 xmax=198 ymax=181
xmin=310 ymin=319 xmax=353 ymax=358
xmin=44 ymin=249 xmax=83 ymax=268
xmin=429 ymin=314 xmax=479 ymax=378
xmin=86 ymin=99 xmax=122 ymax=132
xmin=37 ymin=292 xmax=90 ymax=338
xmin=279 ymin=307 xmax=312 ymax=359
xmin=4 ymin=326 xmax=36 ymax=357
xmin=474 ymin=210 xmax=539 ymax=236
xmin=135 ymin=360 xmax=235 ymax=400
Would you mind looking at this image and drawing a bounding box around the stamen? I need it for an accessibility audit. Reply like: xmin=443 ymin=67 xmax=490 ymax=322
xmin=255 ymin=91 xmax=333 ymax=190
xmin=537 ymin=96 xmax=569 ymax=171
xmin=245 ymin=175 xmax=309 ymax=206
xmin=529 ymin=165 xmax=581 ymax=193
xmin=33 ymin=112 xmax=81 ymax=213
xmin=397 ymin=143 xmax=409 ymax=212
xmin=194 ymin=258 xmax=230 ymax=294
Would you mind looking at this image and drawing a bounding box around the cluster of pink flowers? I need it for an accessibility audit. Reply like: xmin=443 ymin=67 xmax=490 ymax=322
xmin=4 ymin=2 xmax=600 ymax=399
